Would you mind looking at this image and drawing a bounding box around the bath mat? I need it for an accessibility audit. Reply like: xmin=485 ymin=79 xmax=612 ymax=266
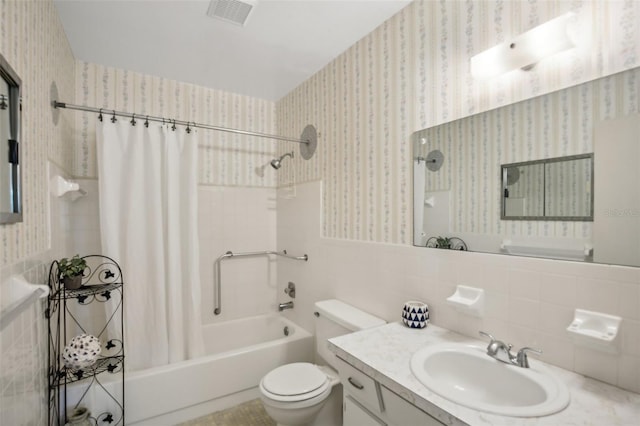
xmin=179 ymin=398 xmax=275 ymax=426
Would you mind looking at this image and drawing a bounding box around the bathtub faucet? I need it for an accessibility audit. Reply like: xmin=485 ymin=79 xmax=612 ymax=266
xmin=278 ymin=301 xmax=294 ymax=311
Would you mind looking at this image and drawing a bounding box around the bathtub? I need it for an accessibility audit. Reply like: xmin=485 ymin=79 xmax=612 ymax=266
xmin=74 ymin=314 xmax=313 ymax=425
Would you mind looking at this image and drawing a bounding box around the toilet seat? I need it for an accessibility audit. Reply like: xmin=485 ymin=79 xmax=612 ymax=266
xmin=260 ymin=362 xmax=330 ymax=403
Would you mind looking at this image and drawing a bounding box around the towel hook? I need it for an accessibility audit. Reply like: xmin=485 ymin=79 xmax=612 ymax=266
xmin=110 ymin=110 xmax=117 ymax=123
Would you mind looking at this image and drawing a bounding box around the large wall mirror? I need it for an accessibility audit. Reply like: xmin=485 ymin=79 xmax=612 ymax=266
xmin=0 ymin=53 xmax=22 ymax=224
xmin=413 ymin=68 xmax=640 ymax=267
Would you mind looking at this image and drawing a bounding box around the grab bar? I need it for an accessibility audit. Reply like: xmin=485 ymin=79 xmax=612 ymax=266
xmin=213 ymin=250 xmax=308 ymax=315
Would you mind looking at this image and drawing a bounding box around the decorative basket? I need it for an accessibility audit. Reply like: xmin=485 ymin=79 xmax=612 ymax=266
xmin=402 ymin=301 xmax=429 ymax=329
xmin=62 ymin=334 xmax=101 ymax=370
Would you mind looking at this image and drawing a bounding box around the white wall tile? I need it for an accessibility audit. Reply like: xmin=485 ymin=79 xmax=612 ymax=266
xmin=508 ymin=269 xmax=542 ymax=300
xmin=621 ymin=320 xmax=640 ymax=357
xmin=539 ymin=273 xmax=577 ymax=307
xmin=538 ymin=303 xmax=574 ymax=338
xmin=537 ymin=333 xmax=575 ymax=372
xmin=199 ymin=186 xmax=278 ymax=325
xmin=508 ymin=297 xmax=541 ymax=329
xmin=618 ymin=356 xmax=640 ymax=394
xmin=576 ymin=278 xmax=620 ymax=315
xmin=618 ymin=283 xmax=640 ymax=321
xmin=574 ymin=347 xmax=619 ymax=385
xmin=484 ymin=291 xmax=509 ymax=321
xmin=277 ymin=179 xmax=640 ymax=393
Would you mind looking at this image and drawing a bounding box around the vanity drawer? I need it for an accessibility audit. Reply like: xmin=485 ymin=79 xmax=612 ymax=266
xmin=336 ymin=356 xmax=381 ymax=412
xmin=380 ymin=385 xmax=443 ymax=426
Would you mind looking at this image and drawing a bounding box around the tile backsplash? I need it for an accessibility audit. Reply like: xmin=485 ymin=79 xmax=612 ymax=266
xmin=278 ymin=180 xmax=640 ymax=394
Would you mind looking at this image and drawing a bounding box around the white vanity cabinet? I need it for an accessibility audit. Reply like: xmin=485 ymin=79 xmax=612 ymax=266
xmin=336 ymin=357 xmax=443 ymax=426
xmin=343 ymin=396 xmax=386 ymax=426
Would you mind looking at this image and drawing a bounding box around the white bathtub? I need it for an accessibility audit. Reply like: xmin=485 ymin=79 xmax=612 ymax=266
xmin=85 ymin=314 xmax=313 ymax=425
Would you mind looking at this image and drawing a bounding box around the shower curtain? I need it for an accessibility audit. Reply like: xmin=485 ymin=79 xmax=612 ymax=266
xmin=97 ymin=120 xmax=204 ymax=371
xmin=413 ymin=159 xmax=426 ymax=246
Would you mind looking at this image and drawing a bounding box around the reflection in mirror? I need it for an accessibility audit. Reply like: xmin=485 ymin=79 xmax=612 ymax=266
xmin=412 ymin=68 xmax=640 ymax=267
xmin=0 ymin=53 xmax=21 ymax=224
xmin=501 ymin=154 xmax=593 ymax=220
xmin=502 ymin=163 xmax=544 ymax=217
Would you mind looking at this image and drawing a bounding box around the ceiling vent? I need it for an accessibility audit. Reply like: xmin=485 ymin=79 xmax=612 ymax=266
xmin=207 ymin=0 xmax=256 ymax=26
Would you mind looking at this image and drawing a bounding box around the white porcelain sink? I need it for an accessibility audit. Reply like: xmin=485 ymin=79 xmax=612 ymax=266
xmin=410 ymin=343 xmax=570 ymax=417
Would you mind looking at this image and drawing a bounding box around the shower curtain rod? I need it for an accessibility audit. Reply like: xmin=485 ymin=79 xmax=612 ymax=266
xmin=52 ymin=101 xmax=310 ymax=145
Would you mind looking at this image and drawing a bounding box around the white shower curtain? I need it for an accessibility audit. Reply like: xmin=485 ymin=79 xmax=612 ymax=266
xmin=413 ymin=160 xmax=426 ymax=245
xmin=97 ymin=120 xmax=204 ymax=371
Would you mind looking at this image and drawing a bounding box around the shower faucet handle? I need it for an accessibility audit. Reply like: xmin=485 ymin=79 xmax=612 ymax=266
xmin=284 ymin=282 xmax=296 ymax=298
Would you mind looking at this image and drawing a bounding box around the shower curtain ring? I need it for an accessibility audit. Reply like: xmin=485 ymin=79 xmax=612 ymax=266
xmin=98 ymin=108 xmax=103 ymax=122
xmin=111 ymin=110 xmax=117 ymax=123
xmin=186 ymin=122 xmax=191 ymax=134
xmin=144 ymin=116 xmax=149 ymax=128
xmin=171 ymin=119 xmax=176 ymax=131
xmin=130 ymin=113 xmax=136 ymax=126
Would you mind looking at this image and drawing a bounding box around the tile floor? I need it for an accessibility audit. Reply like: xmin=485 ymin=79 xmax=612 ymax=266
xmin=179 ymin=399 xmax=275 ymax=426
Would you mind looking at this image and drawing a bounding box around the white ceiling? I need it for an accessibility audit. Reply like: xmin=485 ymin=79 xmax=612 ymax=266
xmin=54 ymin=0 xmax=411 ymax=101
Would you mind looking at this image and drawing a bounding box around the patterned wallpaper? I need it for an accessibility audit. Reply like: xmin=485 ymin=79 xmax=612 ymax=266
xmin=73 ymin=61 xmax=277 ymax=187
xmin=0 ymin=1 xmax=75 ymax=424
xmin=414 ymin=68 xmax=639 ymax=240
xmin=0 ymin=0 xmax=76 ymax=267
xmin=276 ymin=0 xmax=640 ymax=245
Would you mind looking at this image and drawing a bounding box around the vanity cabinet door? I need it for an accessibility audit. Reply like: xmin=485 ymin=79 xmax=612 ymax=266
xmin=381 ymin=386 xmax=443 ymax=426
xmin=344 ymin=396 xmax=387 ymax=426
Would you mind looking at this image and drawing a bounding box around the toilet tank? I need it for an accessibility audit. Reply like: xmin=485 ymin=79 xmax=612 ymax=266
xmin=314 ymin=299 xmax=386 ymax=370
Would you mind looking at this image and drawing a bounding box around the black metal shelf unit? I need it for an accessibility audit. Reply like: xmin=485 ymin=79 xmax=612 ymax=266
xmin=47 ymin=255 xmax=125 ymax=426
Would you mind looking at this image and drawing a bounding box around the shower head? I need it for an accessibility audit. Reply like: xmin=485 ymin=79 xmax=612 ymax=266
xmin=271 ymin=152 xmax=294 ymax=170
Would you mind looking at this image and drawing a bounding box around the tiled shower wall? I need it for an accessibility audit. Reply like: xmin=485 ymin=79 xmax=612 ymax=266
xmin=70 ymin=62 xmax=283 ymax=324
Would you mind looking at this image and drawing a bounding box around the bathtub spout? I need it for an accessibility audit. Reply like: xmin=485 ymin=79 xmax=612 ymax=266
xmin=278 ymin=301 xmax=294 ymax=311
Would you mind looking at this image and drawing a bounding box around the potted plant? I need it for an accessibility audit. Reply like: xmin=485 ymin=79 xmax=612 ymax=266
xmin=58 ymin=255 xmax=87 ymax=290
xmin=435 ymin=236 xmax=451 ymax=249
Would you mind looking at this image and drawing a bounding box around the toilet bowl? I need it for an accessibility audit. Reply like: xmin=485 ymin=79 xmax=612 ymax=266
xmin=259 ymin=300 xmax=386 ymax=426
xmin=259 ymin=363 xmax=339 ymax=426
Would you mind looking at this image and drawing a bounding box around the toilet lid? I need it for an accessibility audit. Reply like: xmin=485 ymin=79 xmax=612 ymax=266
xmin=261 ymin=363 xmax=328 ymax=397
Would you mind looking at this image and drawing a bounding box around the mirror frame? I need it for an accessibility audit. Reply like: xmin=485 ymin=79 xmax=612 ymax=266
xmin=0 ymin=52 xmax=22 ymax=224
xmin=500 ymin=153 xmax=594 ymax=221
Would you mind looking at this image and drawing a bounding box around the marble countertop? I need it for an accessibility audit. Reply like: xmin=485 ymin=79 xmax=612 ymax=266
xmin=328 ymin=322 xmax=640 ymax=426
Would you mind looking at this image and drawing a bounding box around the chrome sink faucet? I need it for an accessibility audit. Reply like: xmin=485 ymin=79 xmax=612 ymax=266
xmin=479 ymin=331 xmax=542 ymax=368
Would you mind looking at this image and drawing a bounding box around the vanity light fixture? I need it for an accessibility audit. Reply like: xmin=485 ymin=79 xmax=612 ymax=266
xmin=470 ymin=12 xmax=576 ymax=80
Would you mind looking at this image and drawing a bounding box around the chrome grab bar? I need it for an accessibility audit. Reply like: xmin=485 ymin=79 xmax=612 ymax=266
xmin=213 ymin=250 xmax=308 ymax=315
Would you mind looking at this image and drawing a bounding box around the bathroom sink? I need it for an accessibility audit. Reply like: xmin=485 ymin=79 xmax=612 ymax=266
xmin=410 ymin=343 xmax=570 ymax=417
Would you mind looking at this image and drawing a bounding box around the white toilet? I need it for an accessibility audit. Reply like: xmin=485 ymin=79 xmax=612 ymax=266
xmin=259 ymin=299 xmax=386 ymax=426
